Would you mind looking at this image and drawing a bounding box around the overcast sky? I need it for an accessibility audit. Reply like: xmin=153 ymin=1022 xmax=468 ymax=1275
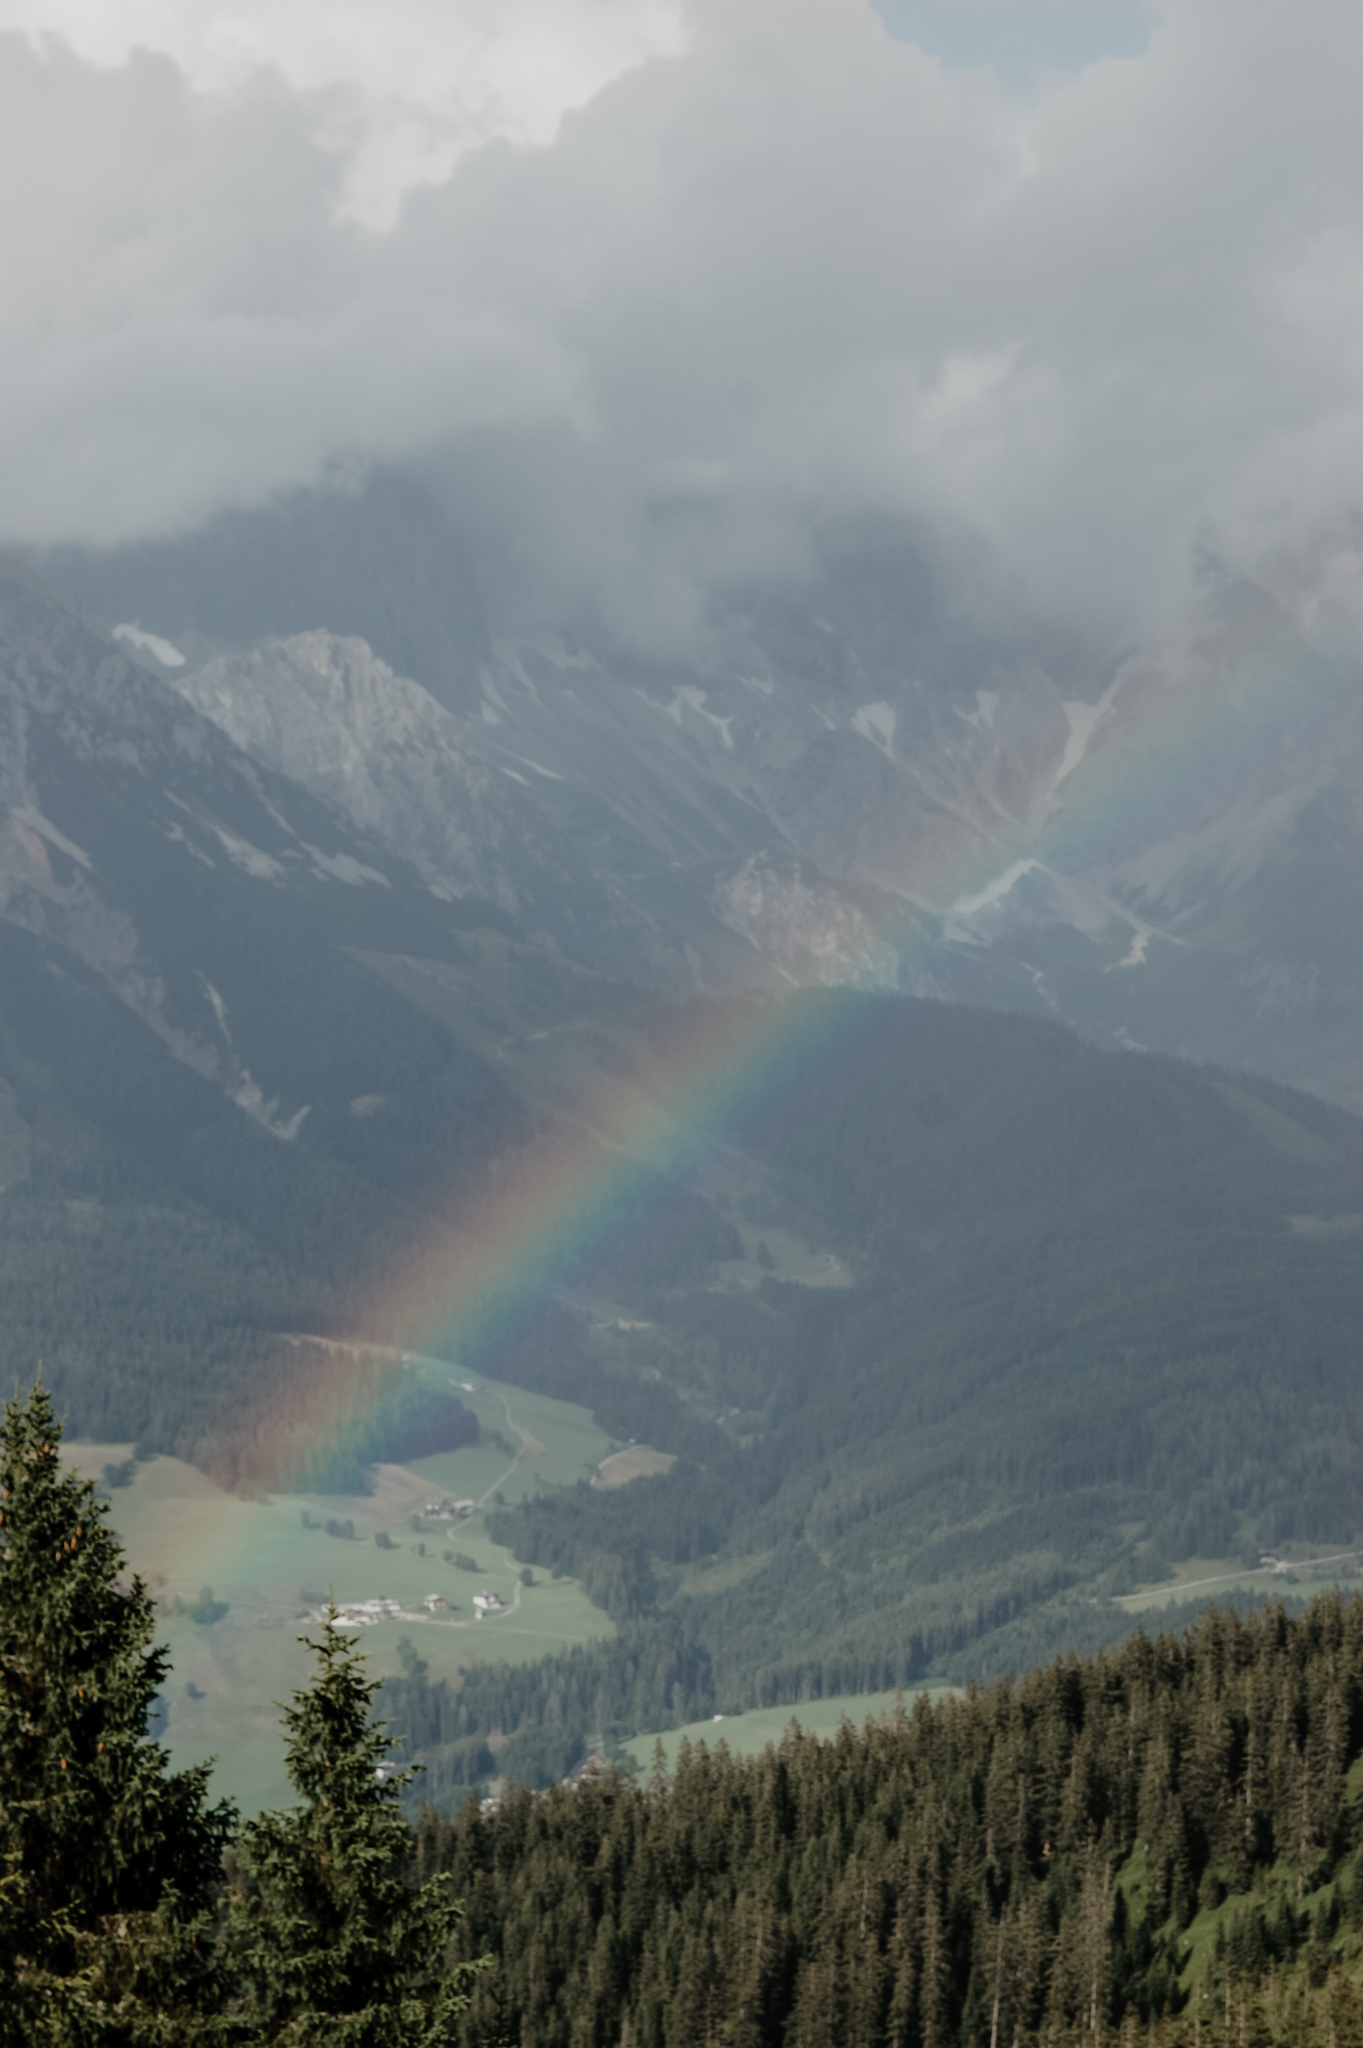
xmin=2 ymin=0 xmax=1362 ymax=655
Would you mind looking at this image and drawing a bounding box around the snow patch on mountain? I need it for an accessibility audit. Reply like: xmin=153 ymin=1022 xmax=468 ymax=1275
xmin=209 ymin=825 xmax=284 ymax=880
xmin=233 ymin=1074 xmax=311 ymax=1139
xmin=851 ymin=702 xmax=896 ymax=756
xmin=657 ymin=686 xmax=736 ymax=749
xmin=301 ymin=844 xmax=390 ymax=887
xmin=1052 ymin=675 xmax=1125 ymax=794
xmin=13 ymin=806 xmax=92 ymax=869
xmin=950 ymin=860 xmax=1046 ymax=921
xmin=113 ymin=623 xmax=186 ymax=668
xmin=500 ymin=753 xmax=564 ymax=782
xmin=957 ymin=690 xmax=999 ymax=731
xmin=1107 ymin=924 xmax=1155 ymax=971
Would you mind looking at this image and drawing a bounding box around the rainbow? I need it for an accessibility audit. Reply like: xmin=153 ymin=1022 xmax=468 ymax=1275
xmin=347 ymin=986 xmax=813 ymax=1367
xmin=278 ymin=614 xmax=1336 ymax=1439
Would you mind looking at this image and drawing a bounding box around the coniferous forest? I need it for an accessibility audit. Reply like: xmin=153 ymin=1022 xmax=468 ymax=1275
xmin=8 ymin=935 xmax=1363 ymax=1770
xmin=12 ymin=1378 xmax=1363 ymax=2047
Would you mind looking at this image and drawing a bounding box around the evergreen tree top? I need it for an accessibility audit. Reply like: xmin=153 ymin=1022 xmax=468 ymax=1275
xmin=0 ymin=1378 xmax=234 ymax=2043
xmin=231 ymin=1607 xmax=489 ymax=2045
xmin=2 ymin=1379 xmax=142 ymax=1677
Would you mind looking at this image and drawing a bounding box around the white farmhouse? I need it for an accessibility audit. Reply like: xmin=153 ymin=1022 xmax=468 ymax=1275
xmin=334 ymin=1597 xmax=401 ymax=1627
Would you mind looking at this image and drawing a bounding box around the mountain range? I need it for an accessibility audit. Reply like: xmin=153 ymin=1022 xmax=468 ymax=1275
xmin=40 ymin=479 xmax=1363 ymax=1114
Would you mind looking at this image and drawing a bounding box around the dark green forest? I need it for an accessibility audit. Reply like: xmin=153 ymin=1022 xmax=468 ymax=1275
xmin=389 ymin=993 xmax=1363 ymax=1784
xmin=430 ymin=1591 xmax=1363 ymax=2048
xmin=15 ymin=1375 xmax=1363 ymax=2046
xmin=6 ymin=899 xmax=1363 ymax=1768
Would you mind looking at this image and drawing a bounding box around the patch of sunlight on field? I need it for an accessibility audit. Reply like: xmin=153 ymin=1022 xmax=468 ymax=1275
xmin=623 ymin=1687 xmax=960 ymax=1773
xmin=593 ymin=1445 xmax=676 ymax=1488
xmin=61 ymin=1374 xmax=617 ymax=1814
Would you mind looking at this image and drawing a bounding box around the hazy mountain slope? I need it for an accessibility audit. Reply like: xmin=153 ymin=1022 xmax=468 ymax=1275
xmin=455 ymin=566 xmax=1363 ymax=1108
xmin=170 ymin=628 xmax=783 ymax=989
xmin=41 ymin=472 xmax=493 ymax=711
xmin=47 ymin=492 xmax=1363 ymax=1105
xmin=7 ymin=543 xmax=1363 ymax=1732
xmin=0 ymin=556 xmax=539 ymax=1468
xmin=0 ymin=555 xmax=529 ymax=1134
xmin=483 ymin=991 xmax=1363 ymax=1711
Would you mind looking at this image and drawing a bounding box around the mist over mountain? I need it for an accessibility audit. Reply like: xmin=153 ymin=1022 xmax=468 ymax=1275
xmin=42 ymin=474 xmax=1363 ymax=1114
xmin=9 ymin=0 xmax=1363 ymax=1112
xmin=8 ymin=2 xmax=1363 ymax=651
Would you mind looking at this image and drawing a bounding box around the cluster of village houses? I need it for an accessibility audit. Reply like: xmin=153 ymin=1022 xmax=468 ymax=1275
xmin=326 ymin=1587 xmax=506 ymax=1627
xmin=317 ymin=1496 xmax=512 ymax=1628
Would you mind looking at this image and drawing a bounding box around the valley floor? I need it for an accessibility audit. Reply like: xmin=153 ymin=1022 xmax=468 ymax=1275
xmin=62 ymin=1373 xmax=620 ymax=1812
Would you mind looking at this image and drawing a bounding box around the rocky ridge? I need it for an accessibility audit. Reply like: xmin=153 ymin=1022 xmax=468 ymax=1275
xmin=38 ymin=493 xmax=1363 ymax=1109
xmin=0 ymin=558 xmax=508 ymax=1135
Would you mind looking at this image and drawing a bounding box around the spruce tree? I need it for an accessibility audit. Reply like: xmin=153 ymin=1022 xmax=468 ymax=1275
xmin=228 ymin=1610 xmax=488 ymax=2045
xmin=0 ymin=1380 xmax=233 ymax=2045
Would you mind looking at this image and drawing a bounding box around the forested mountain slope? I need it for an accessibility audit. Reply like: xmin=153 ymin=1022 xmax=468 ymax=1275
xmin=377 ymin=991 xmax=1363 ymax=1787
xmin=427 ymin=1593 xmax=1363 ymax=2048
xmin=5 ymin=551 xmax=1363 ymax=1763
xmin=0 ymin=556 xmax=529 ymax=1478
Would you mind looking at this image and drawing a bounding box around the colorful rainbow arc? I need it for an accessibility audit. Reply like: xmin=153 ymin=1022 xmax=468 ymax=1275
xmin=298 ymin=621 xmax=1335 ymax=1433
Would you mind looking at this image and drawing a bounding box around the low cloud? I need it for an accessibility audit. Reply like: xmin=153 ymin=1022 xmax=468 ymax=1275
xmin=4 ymin=0 xmax=1363 ymax=654
xmin=0 ymin=0 xmax=687 ymax=222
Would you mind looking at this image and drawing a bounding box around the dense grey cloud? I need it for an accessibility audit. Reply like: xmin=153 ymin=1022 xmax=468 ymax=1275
xmin=0 ymin=0 xmax=687 ymax=222
xmin=3 ymin=0 xmax=1363 ymax=654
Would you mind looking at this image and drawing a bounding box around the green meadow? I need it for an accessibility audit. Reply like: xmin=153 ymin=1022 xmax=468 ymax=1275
xmin=1116 ymin=1549 xmax=1363 ymax=1616
xmin=622 ymin=1687 xmax=960 ymax=1774
xmin=593 ymin=1444 xmax=676 ymax=1488
xmin=63 ymin=1374 xmax=621 ymax=1814
xmin=404 ymin=1367 xmax=618 ymax=1503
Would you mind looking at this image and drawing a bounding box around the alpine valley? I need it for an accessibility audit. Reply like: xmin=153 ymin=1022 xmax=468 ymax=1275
xmin=4 ymin=502 xmax=1363 ymax=1804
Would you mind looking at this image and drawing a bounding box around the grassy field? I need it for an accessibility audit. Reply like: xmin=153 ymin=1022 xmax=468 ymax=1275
xmin=401 ymin=1367 xmax=617 ymax=1503
xmin=714 ymin=1222 xmax=855 ymax=1291
xmin=62 ymin=1374 xmax=619 ymax=1814
xmin=1117 ymin=1549 xmax=1363 ymax=1615
xmin=593 ymin=1445 xmax=676 ymax=1488
xmin=622 ymin=1687 xmax=959 ymax=1774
